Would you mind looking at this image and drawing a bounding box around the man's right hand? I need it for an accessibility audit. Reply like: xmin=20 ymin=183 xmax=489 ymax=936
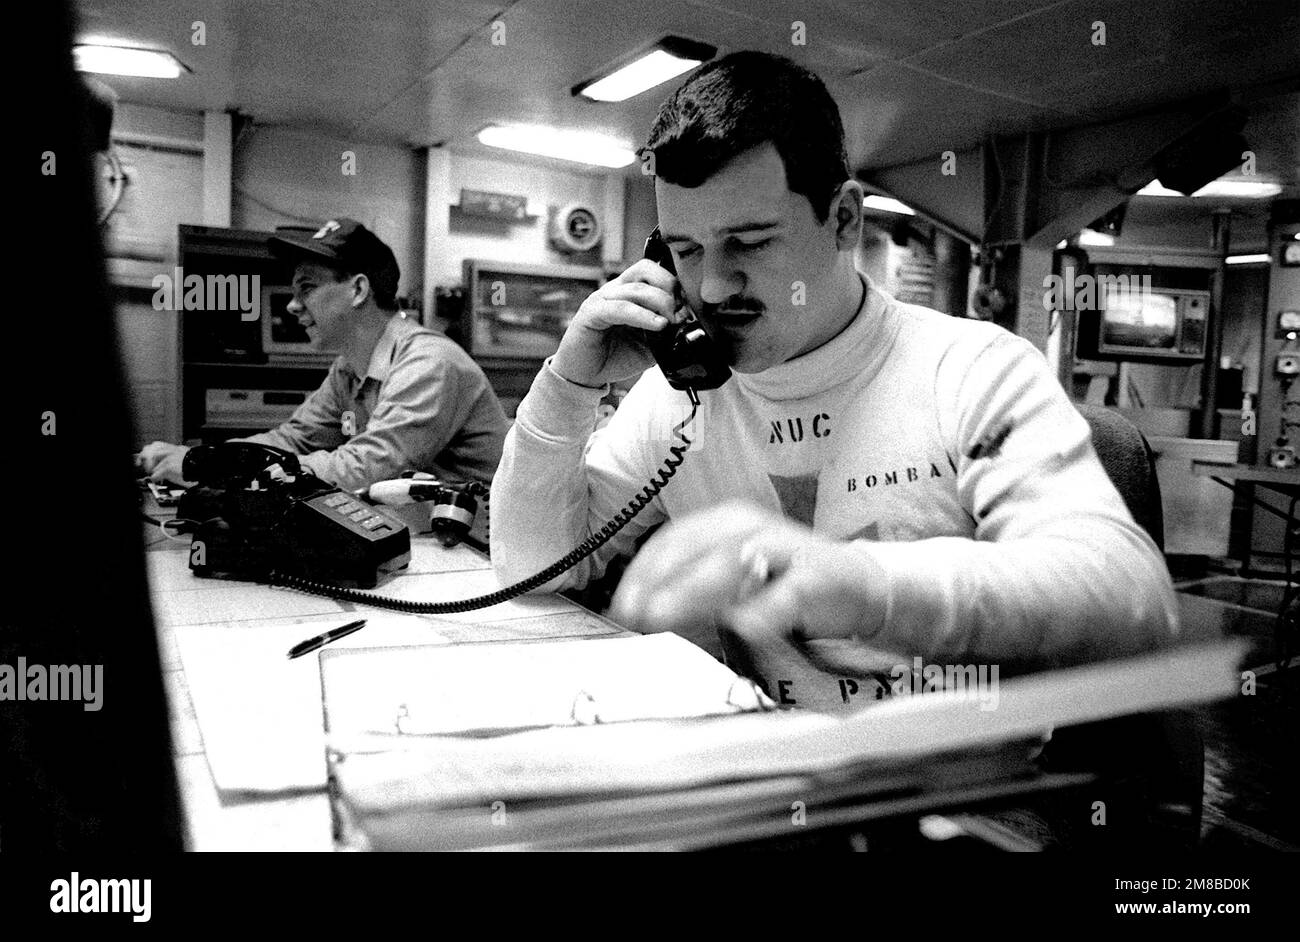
xmin=136 ymin=441 xmax=193 ymax=486
xmin=550 ymin=259 xmax=684 ymax=388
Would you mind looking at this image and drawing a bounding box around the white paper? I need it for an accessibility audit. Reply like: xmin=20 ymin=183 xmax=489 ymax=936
xmin=174 ymin=614 xmax=454 ymax=793
xmin=154 ymin=584 xmax=347 ymax=628
xmin=402 ymin=540 xmax=493 ymax=574
xmin=365 ymin=569 xmax=578 ymax=622
xmin=320 ymin=632 xmax=753 ymax=737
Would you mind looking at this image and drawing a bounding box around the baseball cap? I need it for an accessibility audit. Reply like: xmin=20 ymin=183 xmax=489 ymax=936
xmin=268 ymin=218 xmax=400 ymax=305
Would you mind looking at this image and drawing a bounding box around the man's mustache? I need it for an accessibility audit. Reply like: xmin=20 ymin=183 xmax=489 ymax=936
xmin=702 ymin=296 xmax=765 ymax=318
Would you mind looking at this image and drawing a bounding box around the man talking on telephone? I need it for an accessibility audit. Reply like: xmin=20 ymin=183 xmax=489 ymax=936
xmin=136 ymin=219 xmax=508 ymax=492
xmin=490 ymin=51 xmax=1177 ymax=676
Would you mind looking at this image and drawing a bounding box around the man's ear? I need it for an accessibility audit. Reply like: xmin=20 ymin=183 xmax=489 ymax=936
xmin=349 ymin=273 xmax=372 ymax=308
xmin=830 ymin=180 xmax=865 ymax=250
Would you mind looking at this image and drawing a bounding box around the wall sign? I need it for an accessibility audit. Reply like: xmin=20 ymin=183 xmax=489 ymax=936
xmin=458 ymin=188 xmax=529 ymax=221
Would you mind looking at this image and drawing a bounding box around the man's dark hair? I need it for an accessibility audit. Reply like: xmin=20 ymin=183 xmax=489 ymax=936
xmin=642 ymin=51 xmax=850 ymax=223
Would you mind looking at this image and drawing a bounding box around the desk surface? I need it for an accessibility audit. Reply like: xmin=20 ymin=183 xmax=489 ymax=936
xmin=143 ymin=507 xmax=629 ymax=851
xmin=1190 ymin=460 xmax=1300 ymax=489
xmin=141 ymin=495 xmax=1188 ymax=852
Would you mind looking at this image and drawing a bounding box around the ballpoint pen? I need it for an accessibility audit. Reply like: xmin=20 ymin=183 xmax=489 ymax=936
xmin=287 ymin=619 xmax=368 ymax=659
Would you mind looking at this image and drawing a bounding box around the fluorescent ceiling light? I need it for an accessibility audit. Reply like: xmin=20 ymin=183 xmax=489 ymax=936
xmin=574 ymin=37 xmax=715 ymax=102
xmin=477 ymin=125 xmax=636 ymax=168
xmin=578 ymin=50 xmax=702 ymax=102
xmin=1078 ymin=228 xmax=1115 ymax=247
xmin=1225 ymin=253 xmax=1270 ymax=265
xmin=74 ymin=44 xmax=187 ymax=78
xmin=862 ymin=195 xmax=915 ymax=215
xmin=1191 ymin=179 xmax=1282 ymax=199
xmin=1137 ymin=177 xmax=1281 ymax=199
xmin=1135 ymin=180 xmax=1185 ymax=197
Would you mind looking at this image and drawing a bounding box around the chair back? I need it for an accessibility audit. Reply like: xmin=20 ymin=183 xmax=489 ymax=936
xmin=1045 ymin=404 xmax=1203 ymax=848
xmin=1075 ymin=404 xmax=1165 ymax=551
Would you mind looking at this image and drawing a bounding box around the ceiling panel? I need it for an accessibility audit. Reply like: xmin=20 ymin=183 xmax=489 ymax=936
xmin=74 ymin=0 xmax=1300 ymax=179
xmin=911 ymin=0 xmax=1261 ymax=100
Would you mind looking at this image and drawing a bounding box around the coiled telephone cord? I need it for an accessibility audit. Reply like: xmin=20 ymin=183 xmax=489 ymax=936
xmin=268 ymin=394 xmax=700 ymax=614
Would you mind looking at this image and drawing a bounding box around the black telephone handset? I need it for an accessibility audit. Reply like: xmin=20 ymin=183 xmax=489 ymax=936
xmin=642 ymin=228 xmax=731 ymax=393
xmin=182 ymin=441 xmax=301 ymax=485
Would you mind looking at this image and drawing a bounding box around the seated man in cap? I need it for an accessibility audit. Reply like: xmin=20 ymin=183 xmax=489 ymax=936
xmin=137 ymin=218 xmax=508 ymax=492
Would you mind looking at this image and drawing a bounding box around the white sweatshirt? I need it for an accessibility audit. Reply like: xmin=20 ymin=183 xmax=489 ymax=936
xmin=491 ymin=283 xmax=1179 ymax=666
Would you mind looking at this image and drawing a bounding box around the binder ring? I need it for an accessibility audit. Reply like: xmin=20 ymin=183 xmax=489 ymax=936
xmin=726 ymin=676 xmax=776 ymax=712
xmin=570 ymin=690 xmax=603 ymax=726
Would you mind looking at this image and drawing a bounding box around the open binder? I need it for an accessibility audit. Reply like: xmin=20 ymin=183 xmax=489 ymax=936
xmin=321 ymin=636 xmax=1243 ymax=851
